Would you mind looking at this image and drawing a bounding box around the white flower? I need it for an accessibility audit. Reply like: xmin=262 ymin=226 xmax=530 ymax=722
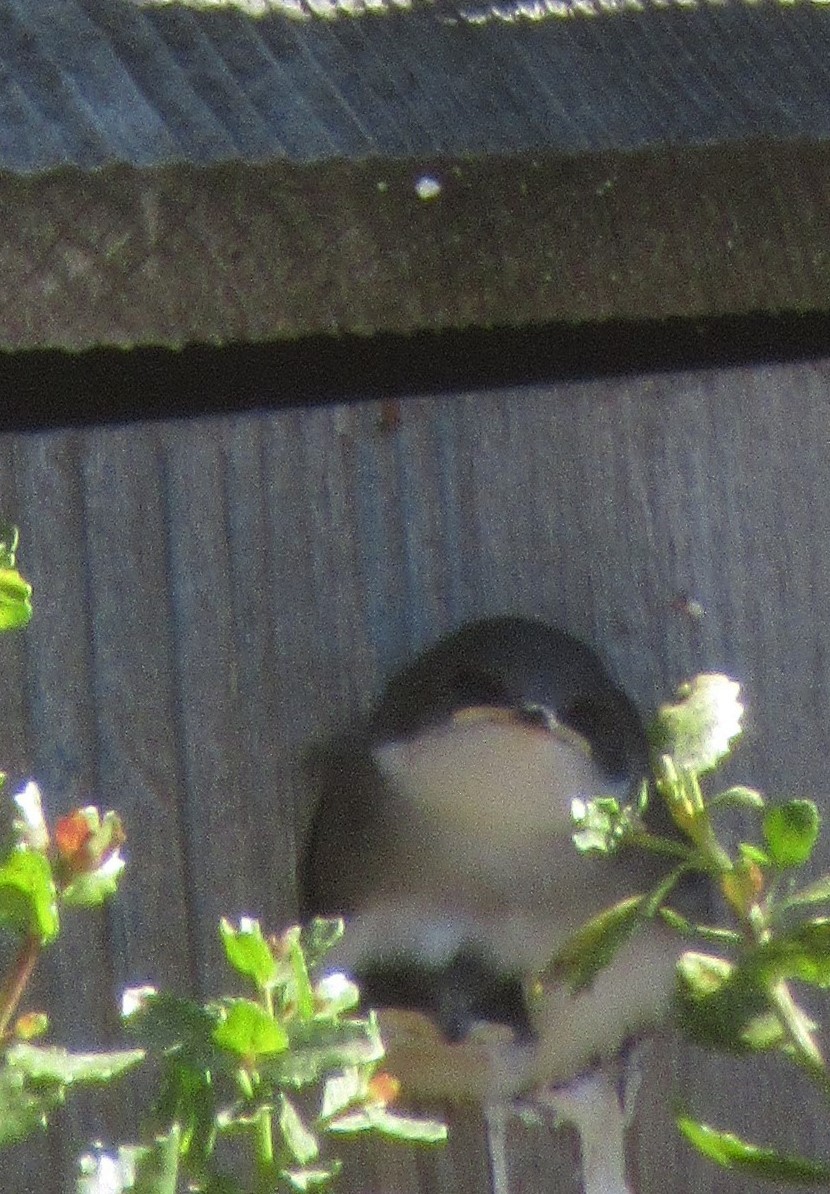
xmin=658 ymin=674 xmax=744 ymax=773
xmin=77 ymin=1150 xmax=134 ymax=1194
xmin=121 ymin=985 xmax=157 ymax=1018
xmin=13 ymin=781 xmax=49 ymax=851
xmin=315 ymin=971 xmax=360 ymax=1013
xmin=96 ymin=849 xmax=126 ymax=881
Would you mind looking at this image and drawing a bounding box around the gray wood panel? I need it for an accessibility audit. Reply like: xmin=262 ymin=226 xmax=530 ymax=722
xmin=6 ymin=0 xmax=830 ymax=171
xmin=2 ymin=356 xmax=830 ymax=1189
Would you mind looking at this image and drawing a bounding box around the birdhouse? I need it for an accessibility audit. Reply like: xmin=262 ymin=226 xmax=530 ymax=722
xmin=0 ymin=2 xmax=829 ymax=1192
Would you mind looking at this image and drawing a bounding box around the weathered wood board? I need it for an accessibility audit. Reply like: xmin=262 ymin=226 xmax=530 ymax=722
xmin=2 ymin=351 xmax=830 ymax=1190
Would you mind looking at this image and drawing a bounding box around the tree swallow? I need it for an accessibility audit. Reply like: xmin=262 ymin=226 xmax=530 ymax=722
xmin=300 ymin=617 xmax=692 ymax=1192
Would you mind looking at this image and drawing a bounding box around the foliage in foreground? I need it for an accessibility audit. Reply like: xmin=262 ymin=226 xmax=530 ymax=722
xmin=0 ymin=781 xmax=446 ymax=1193
xmin=568 ymin=673 xmax=830 ymax=1184
xmin=0 ymin=534 xmax=445 ymax=1192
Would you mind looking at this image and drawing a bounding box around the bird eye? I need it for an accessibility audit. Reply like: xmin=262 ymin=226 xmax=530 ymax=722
xmin=515 ymin=704 xmax=551 ymax=731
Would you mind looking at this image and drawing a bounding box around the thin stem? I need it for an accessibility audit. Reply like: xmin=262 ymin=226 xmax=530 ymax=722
xmin=768 ymin=981 xmax=826 ymax=1074
xmin=738 ymin=888 xmax=830 ymax=1100
xmin=257 ymin=1103 xmax=275 ymax=1168
xmin=0 ymin=933 xmax=41 ymax=1041
xmin=253 ymin=976 xmax=278 ymax=1188
xmin=484 ymin=1104 xmax=510 ymax=1194
xmin=625 ymin=830 xmax=702 ymax=864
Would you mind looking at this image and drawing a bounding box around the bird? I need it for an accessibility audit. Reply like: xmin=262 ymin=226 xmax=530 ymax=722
xmin=299 ymin=616 xmax=694 ymax=1193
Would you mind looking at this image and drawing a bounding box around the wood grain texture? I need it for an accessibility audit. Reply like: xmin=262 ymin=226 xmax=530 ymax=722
xmin=6 ymin=145 xmax=830 ymax=351
xmin=3 ymin=354 xmax=830 ymax=1188
xmin=6 ymin=0 xmax=830 ymax=171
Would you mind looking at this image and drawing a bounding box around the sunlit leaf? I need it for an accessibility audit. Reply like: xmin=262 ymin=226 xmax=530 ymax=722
xmin=220 ymin=918 xmax=278 ymax=990
xmin=659 ymin=907 xmax=742 ymax=945
xmin=213 ymin=999 xmax=288 ymax=1059
xmin=0 ymin=850 xmax=58 ymax=942
xmin=279 ymin=1095 xmax=319 ymax=1164
xmin=7 ymin=1042 xmax=144 ymax=1085
xmin=320 ymin=1069 xmax=364 ymax=1120
xmin=677 ymin=1114 xmax=830 ymax=1182
xmin=62 ymin=855 xmax=126 ymax=908
xmin=329 ymin=1106 xmax=447 ymax=1142
xmin=0 ymin=1058 xmax=61 ymax=1145
xmin=281 ymin=1162 xmax=341 ymax=1190
xmin=266 ymin=1015 xmax=384 ymax=1088
xmin=302 ymin=919 xmax=345 ymax=970
xmin=675 ymin=952 xmax=771 ymax=1053
xmin=777 ymin=873 xmax=830 ymax=914
xmin=129 ymin=1127 xmax=182 ymax=1194
xmin=709 ymin=786 xmax=766 ymax=811
xmin=0 ymin=566 xmax=32 ymax=631
xmin=122 ymin=991 xmax=219 ymax=1064
xmin=763 ymin=801 xmax=820 ymax=869
xmin=0 ymin=523 xmax=19 ymax=569
xmin=284 ymin=926 xmax=315 ymax=1021
xmin=753 ymin=920 xmax=830 ymax=987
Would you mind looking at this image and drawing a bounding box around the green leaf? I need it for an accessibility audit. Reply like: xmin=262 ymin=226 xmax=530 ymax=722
xmin=753 ymin=919 xmax=830 ymax=987
xmin=1 ymin=1046 xmax=143 ymax=1151
xmin=0 ymin=566 xmax=32 ymax=631
xmin=153 ymin=1061 xmax=217 ymax=1167
xmin=62 ymin=861 xmax=125 ymax=909
xmin=776 ymin=873 xmax=830 ymax=914
xmin=0 ymin=1056 xmax=62 ymax=1145
xmin=302 ymin=918 xmax=345 ymax=970
xmin=281 ymin=1162 xmax=341 ymax=1190
xmin=7 ymin=1042 xmax=145 ymax=1085
xmin=738 ymin=842 xmax=771 ymax=867
xmin=266 ymin=1015 xmax=384 ymax=1088
xmin=123 ymin=991 xmax=219 ymax=1065
xmin=675 ymin=952 xmax=772 ymax=1053
xmin=0 ymin=849 xmax=58 ymax=942
xmin=544 ymin=895 xmax=645 ymax=993
xmin=286 ymin=927 xmax=316 ymax=1021
xmin=213 ymin=999 xmax=288 ymax=1059
xmin=658 ymin=907 xmax=742 ymax=946
xmin=328 ymin=1107 xmax=448 ymax=1143
xmin=130 ymin=1128 xmax=182 ymax=1194
xmin=763 ymin=801 xmax=820 ymax=868
xmin=279 ymin=1094 xmax=320 ymax=1164
xmin=677 ymin=951 xmax=734 ymax=997
xmin=709 ymin=786 xmax=766 ymax=811
xmin=320 ymin=1069 xmax=364 ymax=1120
xmin=677 ymin=1115 xmax=830 ymax=1182
xmin=219 ymin=918 xmax=278 ymax=990
xmin=0 ymin=523 xmax=19 ymax=569
xmin=641 ymin=868 xmax=687 ymax=918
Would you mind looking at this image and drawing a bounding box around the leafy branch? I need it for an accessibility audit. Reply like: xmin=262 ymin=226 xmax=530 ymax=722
xmin=565 ymin=673 xmax=830 ymax=1184
xmin=0 ymin=530 xmax=445 ymax=1192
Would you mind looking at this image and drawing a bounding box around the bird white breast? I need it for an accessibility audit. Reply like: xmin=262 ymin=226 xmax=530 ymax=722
xmin=372 ymin=716 xmax=625 ymax=960
xmin=373 ymin=715 xmax=615 ymax=846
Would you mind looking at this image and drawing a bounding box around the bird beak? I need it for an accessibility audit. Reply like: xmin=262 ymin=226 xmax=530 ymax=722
xmin=450 ymin=704 xmax=594 ymax=760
